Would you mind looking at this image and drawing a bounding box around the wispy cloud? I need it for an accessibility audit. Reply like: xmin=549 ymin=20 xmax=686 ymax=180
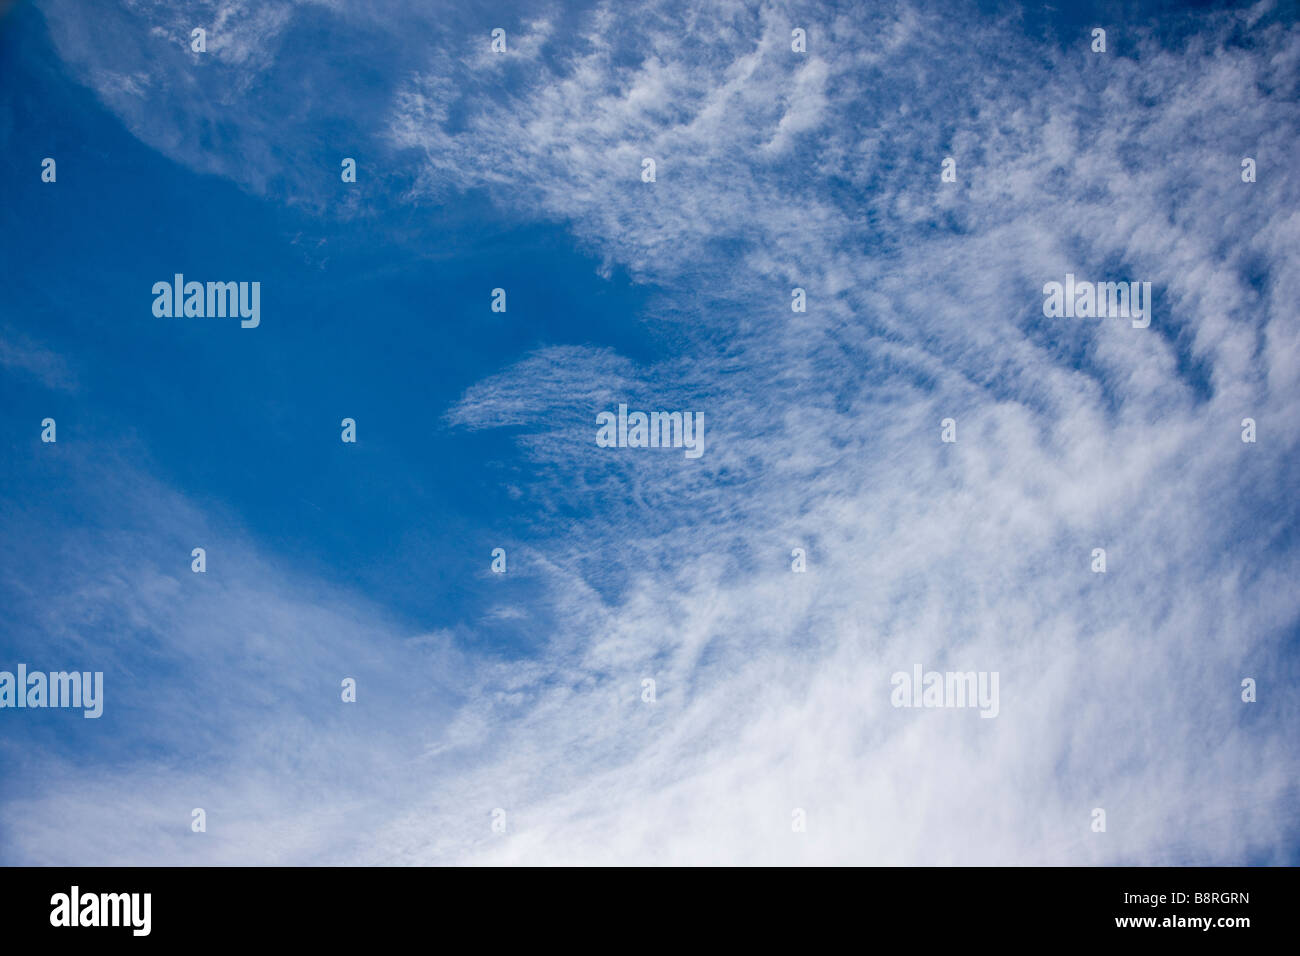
xmin=0 ymin=328 xmax=78 ymax=392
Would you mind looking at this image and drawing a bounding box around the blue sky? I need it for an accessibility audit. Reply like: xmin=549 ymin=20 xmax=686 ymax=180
xmin=1 ymin=0 xmax=1298 ymax=865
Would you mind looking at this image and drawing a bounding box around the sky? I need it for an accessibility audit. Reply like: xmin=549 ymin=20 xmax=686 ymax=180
xmin=0 ymin=0 xmax=1298 ymax=865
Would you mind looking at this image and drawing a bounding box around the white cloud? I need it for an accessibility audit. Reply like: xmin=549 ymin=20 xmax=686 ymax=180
xmin=0 ymin=329 xmax=78 ymax=392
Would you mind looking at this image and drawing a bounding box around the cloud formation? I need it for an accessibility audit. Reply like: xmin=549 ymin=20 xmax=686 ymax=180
xmin=6 ymin=0 xmax=1299 ymax=864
